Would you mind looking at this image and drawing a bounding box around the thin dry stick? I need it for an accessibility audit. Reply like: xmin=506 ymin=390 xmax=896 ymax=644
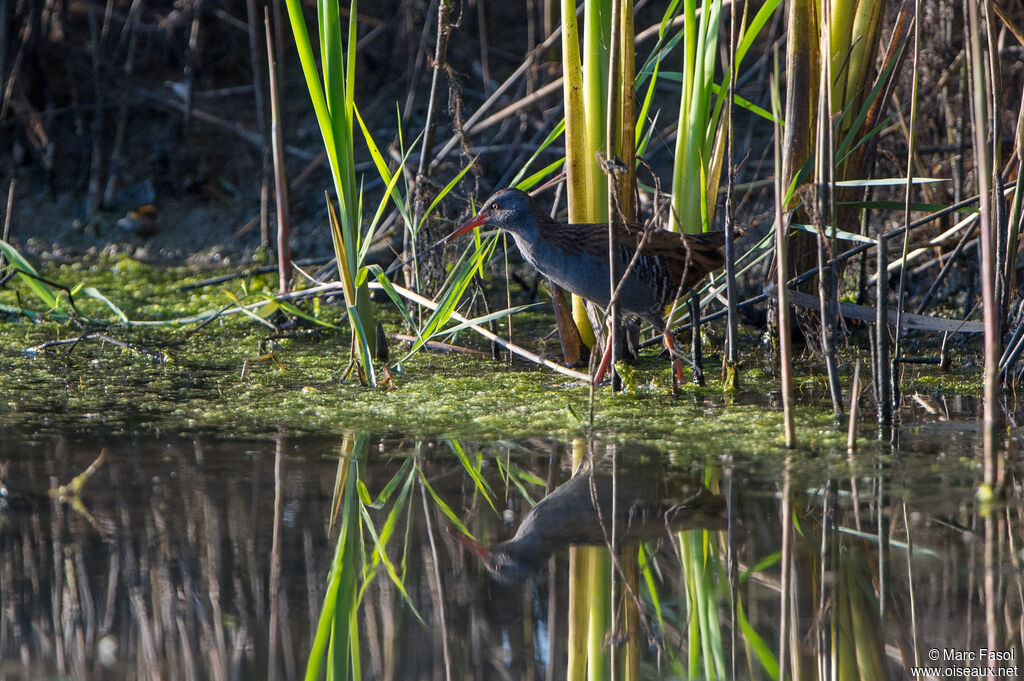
xmin=778 ymin=457 xmax=793 ymax=681
xmin=475 ymin=0 xmax=492 ymax=91
xmin=605 ymin=1 xmax=622 ymax=392
xmin=412 ymin=0 xmax=455 ymax=229
xmin=429 ymin=17 xmax=567 ymax=167
xmin=723 ymin=0 xmax=740 ymax=373
xmin=182 ymin=5 xmax=201 ymax=125
xmin=267 ymin=436 xmax=284 ymax=681
xmin=102 ymin=0 xmax=141 ymax=208
xmin=246 ymin=0 xmax=271 ymax=248
xmin=86 ymin=11 xmax=104 ymax=216
xmin=901 ymin=501 xmax=921 ymax=669
xmin=772 ymin=65 xmax=795 ymax=448
xmin=418 ymin=479 xmax=453 ymax=681
xmin=265 ymin=10 xmax=291 ymax=295
xmin=916 ymin=219 xmax=978 ymax=314
xmin=0 ymin=179 xmax=13 ymax=269
xmin=876 ymin=459 xmax=890 ymax=623
xmin=892 ymin=0 xmax=921 ymax=412
xmin=967 ymin=0 xmax=1002 ymax=488
xmin=814 ymin=0 xmax=842 ymax=418
xmin=817 ymin=477 xmax=836 ymax=679
xmin=876 ymin=202 xmax=892 ymax=425
xmin=27 ymin=332 xmax=167 ymax=362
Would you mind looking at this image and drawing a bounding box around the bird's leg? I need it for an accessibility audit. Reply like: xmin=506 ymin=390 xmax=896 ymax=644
xmin=593 ymin=335 xmax=615 ymax=385
xmin=662 ymin=329 xmax=686 ymax=384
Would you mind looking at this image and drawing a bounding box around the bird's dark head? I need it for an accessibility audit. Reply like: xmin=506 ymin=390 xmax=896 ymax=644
xmin=454 ymin=529 xmax=539 ymax=585
xmin=450 ymin=188 xmax=534 ymax=240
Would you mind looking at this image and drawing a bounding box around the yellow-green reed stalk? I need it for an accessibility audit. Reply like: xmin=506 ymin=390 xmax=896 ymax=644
xmin=609 ymin=0 xmax=637 ymax=219
xmin=561 ymin=0 xmax=643 ymax=359
xmin=671 ymin=0 xmax=723 ymax=234
xmin=678 ymin=469 xmax=726 ymax=680
xmin=679 ymin=527 xmax=726 ymax=679
xmin=780 ymin=0 xmax=818 ymax=207
xmin=782 ymin=0 xmax=885 ymax=193
xmin=583 ymin=0 xmax=610 ymax=216
xmin=561 ymin=0 xmax=614 ymax=349
xmin=566 ymin=439 xmax=592 ymax=681
xmin=285 ymin=0 xmax=377 ymax=384
xmin=827 ymin=0 xmax=884 ymax=182
xmin=779 ymin=0 xmax=888 ymax=263
xmin=307 ymin=433 xmax=365 ymax=681
xmin=621 ymin=549 xmax=640 ymax=681
xmin=587 ymin=545 xmax=611 ymax=680
xmin=841 ymin=552 xmax=886 ymax=681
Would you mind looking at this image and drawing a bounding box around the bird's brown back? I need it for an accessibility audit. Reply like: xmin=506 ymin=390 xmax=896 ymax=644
xmin=536 ymin=217 xmax=727 ymax=290
xmin=625 ymin=228 xmax=727 ymax=292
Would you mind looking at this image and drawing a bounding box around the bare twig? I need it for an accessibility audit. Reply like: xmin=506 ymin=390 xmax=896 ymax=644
xmin=265 ymin=9 xmax=291 ymax=294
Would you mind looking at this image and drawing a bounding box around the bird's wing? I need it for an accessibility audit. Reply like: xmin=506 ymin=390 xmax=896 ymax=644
xmin=623 ymin=227 xmax=727 ymax=290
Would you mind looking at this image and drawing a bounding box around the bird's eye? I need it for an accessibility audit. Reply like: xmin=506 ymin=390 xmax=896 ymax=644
xmin=491 ymin=202 xmax=499 ymax=211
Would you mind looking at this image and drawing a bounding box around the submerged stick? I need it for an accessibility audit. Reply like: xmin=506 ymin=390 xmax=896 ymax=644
xmin=847 ymin=361 xmax=861 ymax=455
xmin=689 ymin=292 xmax=704 ymax=388
xmin=877 ymin=222 xmax=892 ymax=425
xmin=778 ymin=287 xmax=985 ymax=333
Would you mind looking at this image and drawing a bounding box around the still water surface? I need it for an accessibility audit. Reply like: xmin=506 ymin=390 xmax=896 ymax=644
xmin=0 ymin=406 xmax=1020 ymax=680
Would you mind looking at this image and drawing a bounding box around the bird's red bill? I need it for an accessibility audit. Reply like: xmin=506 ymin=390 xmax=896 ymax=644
xmin=453 ymin=531 xmax=492 ymax=559
xmin=449 ymin=212 xmax=487 ymax=241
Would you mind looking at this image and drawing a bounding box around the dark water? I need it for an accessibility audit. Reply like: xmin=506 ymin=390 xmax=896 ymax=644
xmin=0 ymin=410 xmax=1020 ymax=680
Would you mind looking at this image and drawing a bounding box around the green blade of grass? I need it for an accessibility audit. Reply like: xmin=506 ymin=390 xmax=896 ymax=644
xmin=399 ymin=234 xmax=500 ymax=362
xmin=737 ymin=598 xmax=780 ymax=679
xmin=222 ymin=289 xmax=278 ymax=329
xmin=354 ymin=102 xmax=415 ymax=230
xmin=251 ymin=292 xmax=346 ymax=330
xmin=789 ymin=222 xmax=877 ymax=243
xmin=81 ymin=287 xmax=128 ymax=323
xmin=417 ymin=161 xmax=476 ymax=233
xmin=418 ymin=470 xmax=473 ymax=536
xmin=363 ymin=265 xmax=414 ymax=330
xmin=436 ymin=302 xmax=543 ymax=338
xmin=448 ymin=441 xmax=498 ymax=513
xmin=507 ymin=120 xmax=566 ymax=189
xmin=0 ymin=240 xmax=60 ymax=310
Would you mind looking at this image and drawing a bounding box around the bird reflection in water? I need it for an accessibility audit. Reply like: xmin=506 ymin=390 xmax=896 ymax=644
xmin=457 ymin=459 xmax=727 ymax=584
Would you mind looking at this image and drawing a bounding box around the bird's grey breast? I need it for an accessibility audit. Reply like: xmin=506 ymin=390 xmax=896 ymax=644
xmin=511 ymin=232 xmax=613 ymax=305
